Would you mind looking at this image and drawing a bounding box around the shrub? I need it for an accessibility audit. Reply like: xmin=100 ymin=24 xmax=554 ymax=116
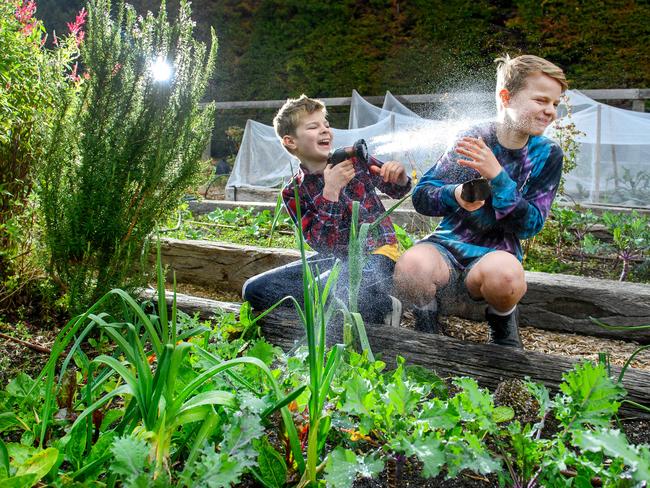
xmin=37 ymin=0 xmax=217 ymax=311
xmin=0 ymin=1 xmax=79 ymax=288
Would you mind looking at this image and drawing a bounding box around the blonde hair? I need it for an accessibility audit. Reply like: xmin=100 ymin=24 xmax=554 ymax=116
xmin=495 ymin=54 xmax=568 ymax=99
xmin=273 ymin=94 xmax=327 ymax=139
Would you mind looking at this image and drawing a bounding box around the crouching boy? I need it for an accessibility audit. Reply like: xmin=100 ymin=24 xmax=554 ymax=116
xmin=243 ymin=95 xmax=411 ymax=325
xmin=394 ymin=54 xmax=567 ymax=347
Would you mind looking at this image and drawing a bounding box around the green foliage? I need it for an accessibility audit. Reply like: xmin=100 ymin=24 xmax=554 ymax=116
xmin=573 ymin=429 xmax=650 ymax=484
xmin=161 ymin=203 xmax=298 ymax=248
xmin=288 ymin=185 xmax=344 ymax=485
xmin=600 ymin=211 xmax=650 ymax=281
xmin=393 ymin=223 xmax=414 ymax=252
xmin=0 ymin=445 xmax=59 ymax=488
xmin=525 ymin=205 xmax=650 ymax=282
xmin=0 ymin=0 xmax=78 ymax=287
xmin=109 ymin=435 xmax=151 ymax=485
xmin=556 ymin=361 xmax=625 ymax=430
xmin=180 ymin=411 xmax=264 ymax=487
xmin=507 ymin=0 xmax=650 ymax=89
xmin=323 ymin=447 xmax=384 ymax=488
xmin=253 ymin=438 xmax=287 ymax=488
xmin=37 ymin=0 xmax=217 ymax=311
xmin=24 ymin=243 xmax=304 ymax=483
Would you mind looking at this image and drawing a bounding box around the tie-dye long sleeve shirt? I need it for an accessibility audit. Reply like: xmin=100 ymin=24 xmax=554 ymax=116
xmin=413 ymin=123 xmax=563 ymax=267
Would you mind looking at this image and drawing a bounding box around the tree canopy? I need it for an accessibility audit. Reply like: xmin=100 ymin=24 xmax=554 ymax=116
xmin=38 ymin=0 xmax=649 ymax=101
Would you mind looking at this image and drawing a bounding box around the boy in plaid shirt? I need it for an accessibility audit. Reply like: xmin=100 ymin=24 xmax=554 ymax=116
xmin=243 ymin=95 xmax=411 ymax=325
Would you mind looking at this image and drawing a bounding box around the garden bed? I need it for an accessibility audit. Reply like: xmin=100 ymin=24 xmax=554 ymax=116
xmin=159 ymin=238 xmax=650 ymax=342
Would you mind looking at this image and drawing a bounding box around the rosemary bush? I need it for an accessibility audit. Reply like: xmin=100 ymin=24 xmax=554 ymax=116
xmin=37 ymin=0 xmax=217 ymax=311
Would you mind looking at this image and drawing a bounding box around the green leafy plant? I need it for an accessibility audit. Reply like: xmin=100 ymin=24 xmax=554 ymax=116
xmin=37 ymin=0 xmax=217 ymax=311
xmin=0 ymin=0 xmax=79 ymax=302
xmin=0 ymin=439 xmax=59 ymax=487
xmin=599 ymin=211 xmax=650 ymax=281
xmin=493 ymin=362 xmax=646 ymax=487
xmin=27 ymin=243 xmax=304 ymax=483
xmin=340 ymin=193 xmax=413 ymax=357
xmin=287 ymin=186 xmax=344 ymax=487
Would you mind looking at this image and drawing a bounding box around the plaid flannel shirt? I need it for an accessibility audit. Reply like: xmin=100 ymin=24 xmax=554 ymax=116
xmin=282 ymin=156 xmax=412 ymax=258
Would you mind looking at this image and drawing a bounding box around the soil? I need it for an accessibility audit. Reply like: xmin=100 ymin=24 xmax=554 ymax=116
xmin=353 ymin=461 xmax=500 ymax=487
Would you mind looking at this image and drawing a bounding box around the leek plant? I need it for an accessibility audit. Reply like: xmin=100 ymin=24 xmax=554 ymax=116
xmin=30 ymin=244 xmax=305 ymax=481
xmin=341 ymin=193 xmax=413 ymax=359
xmin=278 ymin=187 xmax=343 ymax=487
xmin=288 ymin=188 xmax=412 ymax=486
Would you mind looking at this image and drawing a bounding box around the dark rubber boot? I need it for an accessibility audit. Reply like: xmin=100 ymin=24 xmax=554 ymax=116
xmin=413 ymin=305 xmax=440 ymax=334
xmin=486 ymin=307 xmax=523 ymax=348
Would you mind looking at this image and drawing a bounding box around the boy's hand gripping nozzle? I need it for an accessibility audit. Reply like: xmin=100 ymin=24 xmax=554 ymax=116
xmin=327 ymin=139 xmax=382 ymax=171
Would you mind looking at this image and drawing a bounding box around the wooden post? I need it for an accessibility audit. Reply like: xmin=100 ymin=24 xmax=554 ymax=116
xmin=593 ymin=104 xmax=602 ymax=202
xmin=632 ymin=99 xmax=645 ymax=112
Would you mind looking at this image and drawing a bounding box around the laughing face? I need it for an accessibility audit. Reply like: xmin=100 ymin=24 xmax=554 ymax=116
xmin=502 ymin=72 xmax=563 ymax=137
xmin=282 ymin=109 xmax=333 ymax=170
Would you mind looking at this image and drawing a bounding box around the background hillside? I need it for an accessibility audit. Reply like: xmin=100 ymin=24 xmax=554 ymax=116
xmin=36 ymin=0 xmax=650 ymax=154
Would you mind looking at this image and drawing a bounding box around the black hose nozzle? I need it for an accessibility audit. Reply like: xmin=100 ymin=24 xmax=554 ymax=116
xmin=328 ymin=139 xmax=373 ymax=167
xmin=460 ymin=177 xmax=491 ymax=202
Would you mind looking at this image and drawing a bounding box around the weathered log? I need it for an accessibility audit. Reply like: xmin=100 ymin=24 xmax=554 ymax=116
xmin=157 ymin=238 xmax=650 ymax=343
xmin=145 ymin=290 xmax=650 ymax=418
xmin=155 ymin=238 xmax=311 ymax=294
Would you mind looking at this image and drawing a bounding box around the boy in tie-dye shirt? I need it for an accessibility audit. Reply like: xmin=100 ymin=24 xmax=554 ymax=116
xmin=395 ymin=55 xmax=567 ymax=347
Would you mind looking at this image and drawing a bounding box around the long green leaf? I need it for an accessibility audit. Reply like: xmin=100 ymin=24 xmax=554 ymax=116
xmin=0 ymin=438 xmax=9 ymax=474
xmin=177 ymin=390 xmax=236 ymax=414
xmin=351 ymin=312 xmax=374 ymax=362
xmin=319 ymin=345 xmax=343 ymax=411
xmin=148 ymin=345 xmax=173 ymax=429
xmin=90 ymin=356 xmax=144 ymax=418
xmin=184 ymin=409 xmax=220 ymax=468
xmin=261 ymin=385 xmax=308 ymax=419
xmin=166 ymin=342 xmax=194 ymax=398
xmin=156 ymin=241 xmax=169 ymax=345
xmin=172 ymin=356 xmax=270 ymax=411
xmin=70 ymin=384 xmax=132 ymax=432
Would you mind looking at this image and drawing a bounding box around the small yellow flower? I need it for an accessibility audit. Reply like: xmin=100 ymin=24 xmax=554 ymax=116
xmin=342 ymin=428 xmax=372 ymax=442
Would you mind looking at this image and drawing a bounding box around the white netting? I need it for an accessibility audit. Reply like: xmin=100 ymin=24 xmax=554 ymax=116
xmin=549 ymin=101 xmax=650 ymax=206
xmin=348 ymin=89 xmax=390 ymax=128
xmin=227 ymin=90 xmax=650 ymax=207
xmin=227 ymin=117 xmax=399 ymax=188
xmin=382 ymin=91 xmax=421 ymax=118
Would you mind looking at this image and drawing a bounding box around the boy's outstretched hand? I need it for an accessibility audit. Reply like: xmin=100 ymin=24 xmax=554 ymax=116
xmin=323 ymin=159 xmax=355 ymax=201
xmin=455 ymin=137 xmax=502 ymax=180
xmin=369 ymin=161 xmax=409 ymax=186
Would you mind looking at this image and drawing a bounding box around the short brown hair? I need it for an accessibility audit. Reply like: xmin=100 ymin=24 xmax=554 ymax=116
xmin=273 ymin=94 xmax=327 ymax=139
xmin=495 ymin=54 xmax=568 ymax=97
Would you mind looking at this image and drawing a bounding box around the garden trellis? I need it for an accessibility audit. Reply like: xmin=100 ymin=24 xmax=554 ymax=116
xmin=226 ymin=90 xmax=650 ymax=208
